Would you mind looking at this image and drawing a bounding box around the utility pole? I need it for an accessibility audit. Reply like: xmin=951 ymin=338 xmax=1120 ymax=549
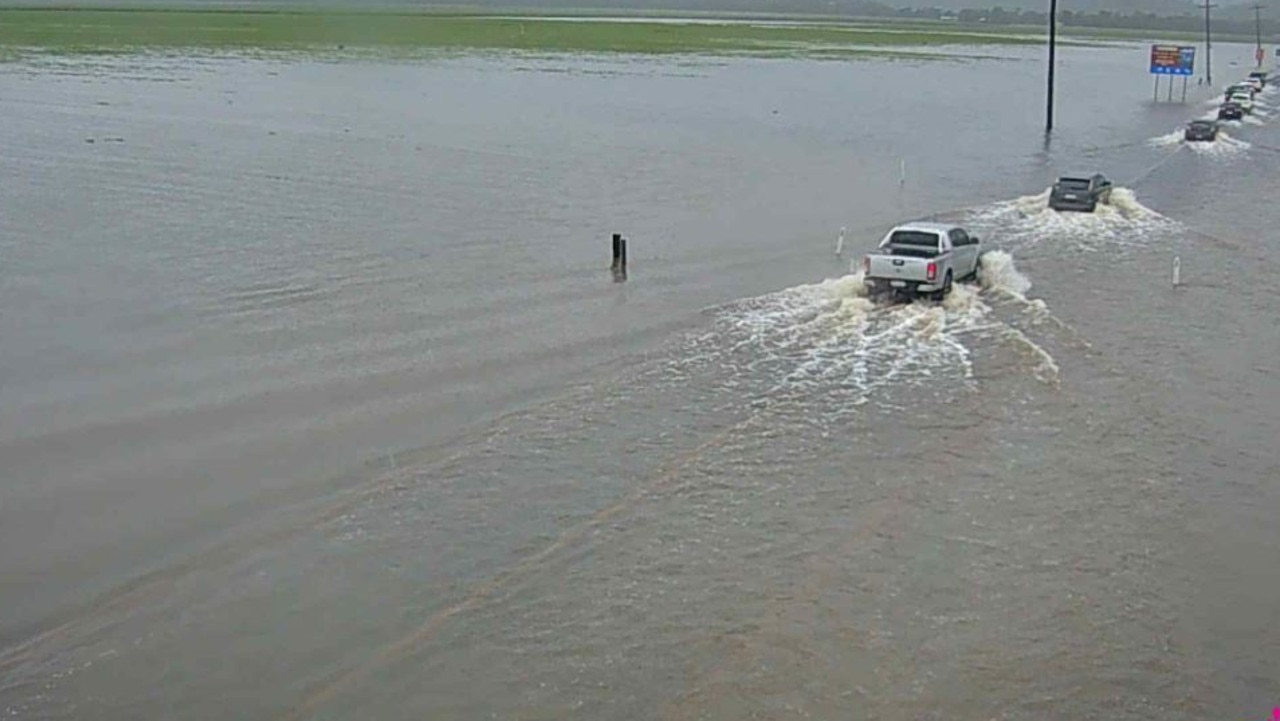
xmin=1046 ymin=0 xmax=1057 ymax=133
xmin=1253 ymin=4 xmax=1265 ymax=68
xmin=1201 ymin=0 xmax=1217 ymax=86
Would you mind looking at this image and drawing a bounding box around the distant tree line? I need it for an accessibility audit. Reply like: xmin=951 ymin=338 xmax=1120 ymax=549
xmin=490 ymin=0 xmax=1279 ymax=37
xmin=873 ymin=5 xmax=1279 ymax=37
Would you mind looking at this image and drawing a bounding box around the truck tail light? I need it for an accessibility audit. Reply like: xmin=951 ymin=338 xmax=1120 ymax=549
xmin=927 ymin=262 xmax=938 ymax=281
xmin=862 ymin=256 xmax=870 ymax=274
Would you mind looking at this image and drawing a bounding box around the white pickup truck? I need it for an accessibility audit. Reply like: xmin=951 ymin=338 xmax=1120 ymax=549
xmin=861 ymin=222 xmax=982 ymax=301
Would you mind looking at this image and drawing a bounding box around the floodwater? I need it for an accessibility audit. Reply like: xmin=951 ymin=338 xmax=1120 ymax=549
xmin=1 ymin=40 xmax=1278 ymax=720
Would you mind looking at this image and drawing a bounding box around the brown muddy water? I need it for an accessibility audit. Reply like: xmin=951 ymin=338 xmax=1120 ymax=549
xmin=1 ymin=42 xmax=1278 ymax=720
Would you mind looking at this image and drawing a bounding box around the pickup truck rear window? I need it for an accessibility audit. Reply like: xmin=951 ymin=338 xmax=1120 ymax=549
xmin=888 ymin=231 xmax=940 ymax=248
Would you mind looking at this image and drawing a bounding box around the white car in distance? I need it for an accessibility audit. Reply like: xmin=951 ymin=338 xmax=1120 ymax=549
xmin=1229 ymin=92 xmax=1255 ymax=113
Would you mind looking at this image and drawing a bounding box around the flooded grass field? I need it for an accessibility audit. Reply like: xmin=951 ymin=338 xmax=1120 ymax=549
xmin=0 ymin=9 xmax=1061 ymax=57
xmin=1 ymin=27 xmax=1278 ymax=721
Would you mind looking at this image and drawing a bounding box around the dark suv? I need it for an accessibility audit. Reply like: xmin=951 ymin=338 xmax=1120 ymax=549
xmin=1184 ymin=119 xmax=1219 ymax=142
xmin=1049 ymin=173 xmax=1113 ymax=213
xmin=1219 ymin=102 xmax=1244 ymax=121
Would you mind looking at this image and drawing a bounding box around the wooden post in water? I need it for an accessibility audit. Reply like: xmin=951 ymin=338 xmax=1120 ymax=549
xmin=613 ymin=237 xmax=628 ymax=281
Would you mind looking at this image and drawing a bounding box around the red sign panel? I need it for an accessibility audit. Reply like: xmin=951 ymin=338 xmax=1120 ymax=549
xmin=1150 ymin=44 xmax=1196 ymax=75
xmin=1151 ymin=45 xmax=1181 ymax=68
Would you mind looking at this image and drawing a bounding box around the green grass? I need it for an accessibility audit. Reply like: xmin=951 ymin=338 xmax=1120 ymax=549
xmin=0 ymin=9 xmax=1082 ymax=58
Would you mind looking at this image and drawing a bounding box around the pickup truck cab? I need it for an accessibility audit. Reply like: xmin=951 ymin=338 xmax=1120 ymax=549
xmin=861 ymin=222 xmax=981 ymax=301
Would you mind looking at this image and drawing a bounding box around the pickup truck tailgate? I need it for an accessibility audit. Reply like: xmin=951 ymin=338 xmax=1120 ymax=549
xmin=867 ymin=254 xmax=931 ymax=282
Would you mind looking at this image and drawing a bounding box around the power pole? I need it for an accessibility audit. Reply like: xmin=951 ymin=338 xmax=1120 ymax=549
xmin=1253 ymin=4 xmax=1265 ymax=68
xmin=1046 ymin=0 xmax=1057 ymax=133
xmin=1201 ymin=0 xmax=1217 ymax=86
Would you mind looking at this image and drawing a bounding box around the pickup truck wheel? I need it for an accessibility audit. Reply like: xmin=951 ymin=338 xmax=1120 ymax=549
xmin=932 ymin=272 xmax=953 ymax=302
xmin=967 ymin=254 xmax=983 ymax=282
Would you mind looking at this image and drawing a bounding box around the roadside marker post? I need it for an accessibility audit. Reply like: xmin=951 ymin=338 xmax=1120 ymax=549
xmin=610 ymin=233 xmax=628 ymax=281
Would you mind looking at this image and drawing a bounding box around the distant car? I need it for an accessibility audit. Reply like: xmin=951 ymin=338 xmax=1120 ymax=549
xmin=1229 ymin=92 xmax=1255 ymax=113
xmin=1226 ymin=83 xmax=1255 ymax=99
xmin=1219 ymin=102 xmax=1245 ymax=120
xmin=1248 ymin=70 xmax=1268 ymax=87
xmin=1049 ymin=173 xmax=1113 ymax=212
xmin=1184 ymin=119 xmax=1219 ymax=142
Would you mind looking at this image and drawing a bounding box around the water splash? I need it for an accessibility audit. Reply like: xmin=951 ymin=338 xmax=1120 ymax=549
xmin=976 ymin=250 xmax=1032 ymax=299
xmin=1148 ymin=125 xmax=1251 ymax=155
xmin=1214 ymin=112 xmax=1267 ymax=128
xmin=962 ymin=187 xmax=1180 ymax=254
xmin=680 ymin=252 xmax=1059 ymax=421
xmin=1148 ymin=130 xmax=1185 ymax=148
xmin=1185 ymin=131 xmax=1251 ymax=156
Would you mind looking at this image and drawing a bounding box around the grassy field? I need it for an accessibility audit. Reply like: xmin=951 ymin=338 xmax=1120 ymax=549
xmin=0 ymin=8 xmax=1094 ymax=57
